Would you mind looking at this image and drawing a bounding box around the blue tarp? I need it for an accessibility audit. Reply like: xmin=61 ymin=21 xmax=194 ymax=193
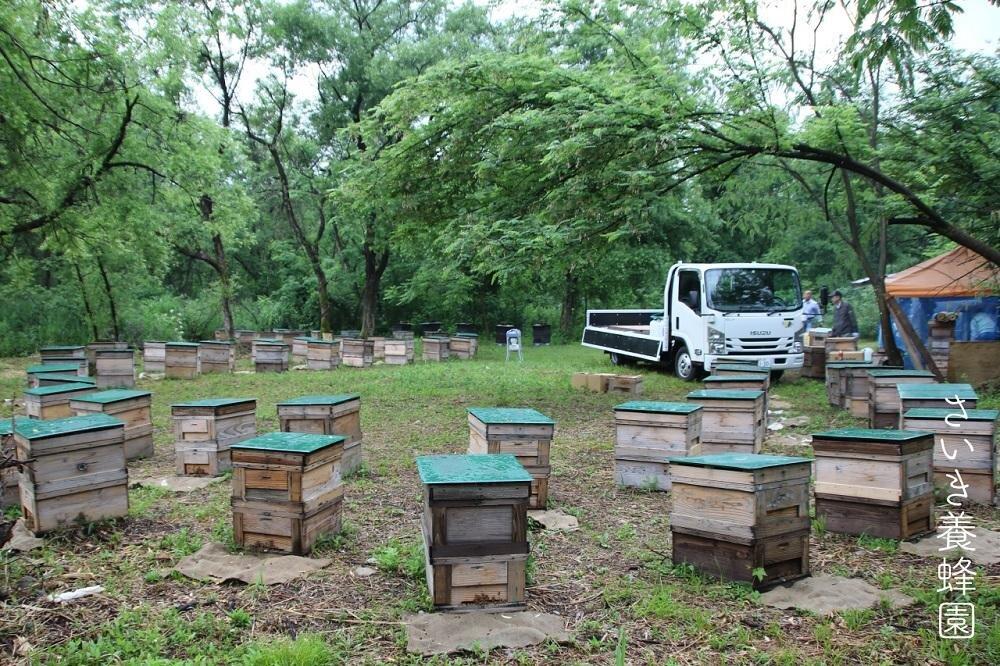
xmin=880 ymin=296 xmax=999 ymax=368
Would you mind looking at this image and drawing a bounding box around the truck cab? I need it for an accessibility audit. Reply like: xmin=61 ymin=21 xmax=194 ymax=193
xmin=581 ymin=262 xmax=806 ymax=380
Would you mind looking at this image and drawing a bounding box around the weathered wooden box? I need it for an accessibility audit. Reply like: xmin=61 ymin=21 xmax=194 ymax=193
xmin=94 ymin=348 xmax=135 ymax=388
xmin=903 ymin=408 xmax=998 ymax=505
xmin=235 ymin=330 xmax=255 ymax=355
xmin=607 ymin=375 xmax=644 ymax=395
xmin=803 ymin=347 xmax=826 ymax=379
xmin=86 ymin=341 xmax=129 ymax=374
xmin=813 ymin=428 xmax=935 ymax=539
xmin=198 ymin=340 xmax=235 ymax=374
xmin=26 ymin=363 xmax=88 ymax=387
xmin=172 ymin=398 xmax=257 ymax=476
xmin=39 ymin=345 xmax=86 ymax=362
xmin=292 ymin=336 xmax=311 ymax=365
xmin=306 ymin=339 xmax=340 ymax=370
xmin=867 ymin=369 xmax=936 ymax=429
xmin=613 ymin=402 xmax=702 ymax=491
xmin=371 ymin=337 xmax=387 ymax=360
xmin=0 ymin=419 xmax=20 ymax=507
xmin=143 ymin=341 xmax=166 ymax=373
xmin=24 ymin=383 xmax=96 ymax=419
xmin=841 ymin=363 xmax=895 ymax=417
xmin=825 ymin=337 xmax=858 ymax=354
xmin=449 ymin=334 xmax=478 ymax=360
xmin=824 ymin=361 xmax=873 ymax=409
xmin=384 ymin=338 xmax=413 ymax=365
xmin=827 ymin=350 xmax=866 ymax=362
xmin=341 ymin=338 xmax=374 ymax=368
xmin=253 ymin=339 xmax=289 ymax=373
xmin=897 ymin=383 xmax=978 ymax=427
xmin=14 ymin=414 xmax=128 ymax=533
xmin=34 ymin=373 xmax=96 ymax=388
xmin=423 ymin=336 xmax=450 ymax=362
xmin=686 ymin=390 xmax=765 ymax=454
xmin=669 ymin=454 xmax=811 ymax=589
xmin=468 ymin=408 xmax=554 ymax=510
xmin=711 ymin=364 xmax=771 ymax=391
xmin=418 ymin=454 xmax=530 ymax=612
xmin=165 ymin=342 xmax=200 ymax=379
xmin=70 ymin=389 xmax=153 ymax=461
xmin=231 ymin=432 xmax=345 ymax=555
xmin=278 ymin=394 xmax=363 ymax=476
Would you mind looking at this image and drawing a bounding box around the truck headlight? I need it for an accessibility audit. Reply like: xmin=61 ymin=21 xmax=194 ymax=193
xmin=708 ymin=327 xmax=725 ymax=354
xmin=792 ymin=327 xmax=804 ymax=353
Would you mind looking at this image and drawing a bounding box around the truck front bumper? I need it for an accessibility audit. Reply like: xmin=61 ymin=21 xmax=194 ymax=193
xmin=705 ymin=354 xmax=804 ymax=372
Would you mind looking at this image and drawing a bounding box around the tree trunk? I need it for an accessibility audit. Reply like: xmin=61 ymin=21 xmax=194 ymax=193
xmin=212 ymin=233 xmax=235 ymax=339
xmin=360 ymin=225 xmax=389 ymax=338
xmin=74 ymin=263 xmax=100 ymax=340
xmin=95 ymin=256 xmax=120 ymax=341
xmin=886 ymin=296 xmax=945 ymax=380
xmin=560 ymin=269 xmax=578 ymax=336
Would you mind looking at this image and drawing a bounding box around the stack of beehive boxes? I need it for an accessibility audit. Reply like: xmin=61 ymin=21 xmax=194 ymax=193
xmin=341 ymin=338 xmax=374 ymax=368
xmin=613 ymin=401 xmax=701 ymax=490
xmin=803 ymin=328 xmax=830 ymax=379
xmin=172 ymin=398 xmax=257 ymax=476
xmin=0 ymin=418 xmax=19 ymax=507
xmin=291 ymin=336 xmax=312 ymax=365
xmin=813 ymin=428 xmax=935 ymax=539
xmin=26 ymin=363 xmax=88 ymax=388
xmin=468 ymin=407 xmax=554 ymax=510
xmin=231 ymin=432 xmax=345 ymax=555
xmin=24 ymin=383 xmax=96 ymax=419
xmin=70 ymin=389 xmax=154 ymax=460
xmin=39 ymin=345 xmax=87 ymax=367
xmin=670 ymin=453 xmax=811 ymax=589
xmin=417 ymin=454 xmax=530 ymax=611
xmin=423 ymin=336 xmax=450 ymax=362
xmin=686 ymin=389 xmax=765 ymax=454
xmin=306 ymin=338 xmax=340 ymax=370
xmin=94 ymin=348 xmax=136 ymax=388
xmin=903 ymin=408 xmax=998 ymax=505
xmin=384 ymin=337 xmax=414 ymax=365
xmin=277 ymin=394 xmax=363 ymax=476
xmin=867 ymin=368 xmax=936 ymax=428
xmin=142 ymin=341 xmax=166 ymax=373
xmin=449 ymin=334 xmax=478 ymax=360
xmin=253 ymin=339 xmax=290 ymax=373
xmin=824 ymin=361 xmax=872 ymax=409
xmin=198 ymin=340 xmax=235 ymax=374
xmin=896 ymin=383 xmax=978 ymax=426
xmin=165 ymin=342 xmax=200 ymax=379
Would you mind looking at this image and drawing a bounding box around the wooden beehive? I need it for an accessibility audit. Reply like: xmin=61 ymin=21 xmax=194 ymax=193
xmin=172 ymin=398 xmax=257 ymax=476
xmin=383 ymin=338 xmax=413 ymax=365
xmin=841 ymin=363 xmax=897 ymax=417
xmin=198 ymin=340 xmax=235 ymax=374
xmin=35 ymin=373 xmax=96 ymax=388
xmin=417 ymin=454 xmax=530 ymax=611
xmin=231 ymin=432 xmax=345 ymax=555
xmin=827 ymin=350 xmax=866 ymax=362
xmin=468 ymin=407 xmax=555 ymax=510
xmin=0 ymin=419 xmax=19 ymax=507
xmin=306 ymin=338 xmax=340 ymax=370
xmin=24 ymin=383 xmax=96 ymax=419
xmin=70 ymin=389 xmax=154 ymax=461
xmin=686 ymin=390 xmax=765 ymax=454
xmin=253 ymin=339 xmax=290 ymax=373
xmin=423 ymin=336 xmax=450 ymax=362
xmin=39 ymin=345 xmax=86 ymax=362
xmin=867 ymin=369 xmax=936 ymax=429
xmin=903 ymin=408 xmax=997 ymax=505
xmin=143 ymin=341 xmax=166 ymax=373
xmin=669 ymin=453 xmax=811 ymax=589
xmin=86 ymin=341 xmax=128 ymax=375
xmin=292 ymin=336 xmax=311 ymax=365
xmin=26 ymin=363 xmax=88 ymax=388
xmin=613 ymin=401 xmax=702 ymax=491
xmin=824 ymin=361 xmax=872 ymax=409
xmin=449 ymin=334 xmax=478 ymax=360
xmin=607 ymin=375 xmax=644 ymax=395
xmin=165 ymin=342 xmax=200 ymax=379
xmin=341 ymin=338 xmax=374 ymax=368
xmin=711 ymin=364 xmax=771 ymax=390
xmin=371 ymin=337 xmax=387 ymax=360
xmin=897 ymin=383 xmax=978 ymax=427
xmin=825 ymin=337 xmax=858 ymax=354
xmin=94 ymin=348 xmax=135 ymax=388
xmin=14 ymin=414 xmax=128 ymax=533
xmin=278 ymin=394 xmax=363 ymax=476
xmin=235 ymin=330 xmax=255 ymax=355
xmin=803 ymin=347 xmax=826 ymax=379
xmin=813 ymin=428 xmax=935 ymax=539
xmin=704 ymin=373 xmax=768 ymax=416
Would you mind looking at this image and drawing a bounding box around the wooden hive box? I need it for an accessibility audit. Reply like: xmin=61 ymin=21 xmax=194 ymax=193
xmin=613 ymin=401 xmax=702 ymax=491
xmin=165 ymin=342 xmax=200 ymax=379
xmin=841 ymin=363 xmax=897 ymax=417
xmin=686 ymin=390 xmax=765 ymax=455
xmin=417 ymin=454 xmax=530 ymax=612
xmin=198 ymin=340 xmax=235 ymax=374
xmin=827 ymin=350 xmax=866 ymax=362
xmin=703 ymin=374 xmax=769 ymax=416
xmin=902 ymin=408 xmax=997 ymax=505
xmin=35 ymin=373 xmax=96 ymax=388
xmin=371 ymin=336 xmax=387 ymax=360
xmin=143 ymin=341 xmax=166 ymax=373
xmin=607 ymin=374 xmax=644 ymax=396
xmin=669 ymin=453 xmax=811 ymax=589
xmin=14 ymin=414 xmax=128 ymax=533
xmin=94 ymin=348 xmax=135 ymax=388
xmin=825 ymin=337 xmax=858 ymax=353
xmin=824 ymin=361 xmax=873 ymax=409
xmin=70 ymin=389 xmax=154 ymax=461
xmin=711 ymin=364 xmax=771 ymax=391
xmin=278 ymin=394 xmax=363 ymax=475
xmin=86 ymin=341 xmax=129 ymax=375
xmin=813 ymin=428 xmax=935 ymax=539
xmin=807 ymin=329 xmax=830 ymax=347
xmin=292 ymin=336 xmax=311 ymax=365
xmin=867 ymin=369 xmax=936 ymax=429
xmin=468 ymin=407 xmax=555 ymax=510
xmin=586 ymin=372 xmax=609 ymax=392
xmin=306 ymin=338 xmax=340 ymax=370
xmin=235 ymin=330 xmax=255 ymax=354
xmin=231 ymin=432 xmax=345 ymax=555
xmin=172 ymin=398 xmax=257 ymax=476
xmin=423 ymin=336 xmax=450 ymax=362
xmin=27 ymin=362 xmax=87 ymax=387
xmin=897 ymin=383 xmax=978 ymax=427
xmin=253 ymin=339 xmax=290 ymax=373
xmin=0 ymin=419 xmax=20 ymax=507
xmin=803 ymin=347 xmax=826 ymax=379
xmin=341 ymin=338 xmax=374 ymax=368
xmin=24 ymin=383 xmax=96 ymax=419
xmin=449 ymin=334 xmax=478 ymax=360
xmin=39 ymin=345 xmax=86 ymax=362
xmin=383 ymin=338 xmax=413 ymax=365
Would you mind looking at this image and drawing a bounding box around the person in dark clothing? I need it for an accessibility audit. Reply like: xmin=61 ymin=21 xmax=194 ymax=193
xmin=830 ymin=290 xmax=859 ymax=338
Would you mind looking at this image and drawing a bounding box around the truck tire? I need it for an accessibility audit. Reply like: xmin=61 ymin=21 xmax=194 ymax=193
xmin=609 ymin=352 xmax=635 ymax=366
xmin=674 ymin=346 xmax=699 ymax=381
xmin=770 ymin=369 xmax=784 ymax=382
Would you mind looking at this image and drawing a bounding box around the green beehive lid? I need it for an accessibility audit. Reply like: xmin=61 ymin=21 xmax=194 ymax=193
xmin=671 ymin=453 xmax=810 ymax=471
xmin=15 ymin=414 xmax=123 ymax=440
xmin=24 ymin=383 xmax=95 ymax=396
xmin=172 ymin=397 xmax=255 ymax=408
xmin=417 ymin=454 xmax=533 ymax=485
xmin=614 ymin=401 xmax=701 ymax=414
xmin=687 ymin=389 xmax=764 ymax=401
xmin=867 ymin=368 xmax=935 ymax=378
xmin=467 ymin=407 xmax=555 ymax=425
xmin=231 ymin=431 xmax=345 ymax=454
xmin=26 ymin=363 xmax=81 ymax=375
xmin=704 ymin=374 xmax=768 ymax=383
xmin=277 ymin=394 xmax=360 ymax=406
xmin=200 ymin=340 xmax=233 ymax=345
xmin=35 ymin=373 xmax=96 ymax=385
xmin=813 ymin=428 xmax=932 ymax=441
xmin=903 ymin=408 xmax=998 ymax=421
xmin=897 ymin=383 xmax=977 ymax=400
xmin=39 ymin=345 xmax=84 ymax=352
xmin=454 ymin=333 xmax=479 ymax=338
xmin=254 ymin=338 xmax=286 ymax=345
xmin=0 ymin=418 xmax=13 ymax=436
xmin=713 ymin=364 xmax=768 ymax=374
xmin=166 ymin=341 xmax=200 ymax=347
xmin=72 ymin=389 xmax=151 ymax=404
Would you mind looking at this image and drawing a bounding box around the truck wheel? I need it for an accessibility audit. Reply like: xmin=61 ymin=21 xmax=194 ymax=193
xmin=609 ymin=352 xmax=633 ymax=366
xmin=674 ymin=346 xmax=698 ymax=381
xmin=770 ymin=369 xmax=785 ymax=382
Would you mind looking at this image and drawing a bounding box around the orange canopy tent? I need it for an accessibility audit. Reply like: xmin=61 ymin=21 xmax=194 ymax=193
xmin=885 ymin=246 xmax=998 ymax=298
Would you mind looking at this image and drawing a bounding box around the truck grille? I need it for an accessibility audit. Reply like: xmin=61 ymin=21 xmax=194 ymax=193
xmin=726 ymin=337 xmax=792 ymax=354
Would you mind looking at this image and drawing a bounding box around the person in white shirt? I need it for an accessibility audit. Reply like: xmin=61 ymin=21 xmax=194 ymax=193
xmin=802 ymin=290 xmax=821 ymax=330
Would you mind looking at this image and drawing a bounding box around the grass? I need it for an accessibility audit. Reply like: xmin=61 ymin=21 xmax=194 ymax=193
xmin=0 ymin=344 xmax=998 ymax=664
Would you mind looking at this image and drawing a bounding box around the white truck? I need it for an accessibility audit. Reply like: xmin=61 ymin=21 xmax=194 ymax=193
xmin=581 ymin=262 xmax=805 ymax=380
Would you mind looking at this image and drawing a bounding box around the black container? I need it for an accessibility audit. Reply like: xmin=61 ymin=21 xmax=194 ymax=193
xmin=532 ymin=323 xmax=552 ymax=345
xmin=420 ymin=321 xmax=442 ymax=336
xmin=495 ymin=324 xmax=515 ymax=345
xmin=394 ymin=322 xmax=413 ymax=332
xmin=457 ymin=322 xmax=478 ymax=335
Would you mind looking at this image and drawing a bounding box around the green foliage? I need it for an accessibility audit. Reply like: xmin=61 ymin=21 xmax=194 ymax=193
xmin=371 ymin=539 xmax=424 ymax=580
xmin=240 ymin=634 xmax=335 ymax=666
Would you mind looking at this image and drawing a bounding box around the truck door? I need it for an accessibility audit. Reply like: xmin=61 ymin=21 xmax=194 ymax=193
xmin=672 ymin=268 xmax=703 ymax=356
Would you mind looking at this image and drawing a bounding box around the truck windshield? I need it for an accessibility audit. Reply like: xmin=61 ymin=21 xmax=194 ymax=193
xmin=705 ymin=268 xmax=802 ymax=313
